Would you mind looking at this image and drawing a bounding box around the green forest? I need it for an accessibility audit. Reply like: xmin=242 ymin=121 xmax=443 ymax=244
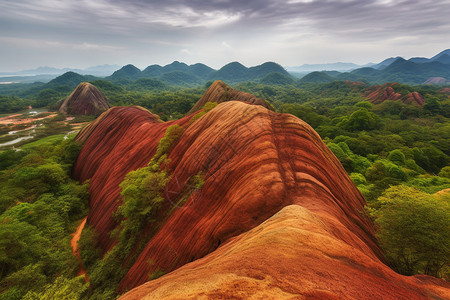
xmin=0 ymin=77 xmax=449 ymax=298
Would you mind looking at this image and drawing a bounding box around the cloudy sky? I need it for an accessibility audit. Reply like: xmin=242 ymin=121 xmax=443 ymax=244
xmin=0 ymin=0 xmax=449 ymax=71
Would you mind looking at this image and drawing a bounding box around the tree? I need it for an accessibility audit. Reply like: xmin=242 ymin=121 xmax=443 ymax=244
xmin=439 ymin=166 xmax=450 ymax=178
xmin=388 ymin=149 xmax=406 ymax=165
xmin=341 ymin=108 xmax=378 ymax=131
xmin=371 ymin=186 xmax=450 ymax=277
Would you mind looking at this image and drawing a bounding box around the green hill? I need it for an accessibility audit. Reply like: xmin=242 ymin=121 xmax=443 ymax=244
xmin=260 ymin=72 xmax=295 ymax=85
xmin=298 ymin=71 xmax=334 ymax=83
xmin=109 ymin=64 xmax=141 ymax=80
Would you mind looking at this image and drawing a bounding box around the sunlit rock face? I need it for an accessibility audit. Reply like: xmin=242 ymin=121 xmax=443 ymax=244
xmin=73 ymin=81 xmax=449 ymax=299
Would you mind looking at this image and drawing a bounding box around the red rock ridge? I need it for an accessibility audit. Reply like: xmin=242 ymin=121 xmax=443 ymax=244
xmin=366 ymin=83 xmax=402 ymax=104
xmin=187 ymin=80 xmax=273 ymax=114
xmin=73 ymin=91 xmax=449 ymax=298
xmin=59 ymin=82 xmax=110 ymax=115
xmin=404 ymin=92 xmax=425 ymax=106
xmin=366 ymin=83 xmax=424 ymax=106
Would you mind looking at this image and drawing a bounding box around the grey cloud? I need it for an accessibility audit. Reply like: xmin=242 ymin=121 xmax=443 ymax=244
xmin=0 ymin=0 xmax=449 ymax=71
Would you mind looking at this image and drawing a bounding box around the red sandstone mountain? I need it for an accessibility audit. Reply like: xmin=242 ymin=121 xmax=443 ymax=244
xmin=73 ymin=81 xmax=449 ymax=299
xmin=366 ymin=83 xmax=424 ymax=106
xmin=187 ymin=80 xmax=273 ymax=114
xmin=59 ymin=82 xmax=110 ymax=115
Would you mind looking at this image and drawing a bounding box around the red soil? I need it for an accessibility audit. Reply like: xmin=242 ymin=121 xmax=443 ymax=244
xmin=0 ymin=113 xmax=57 ymax=125
xmin=71 ymin=217 xmax=89 ymax=282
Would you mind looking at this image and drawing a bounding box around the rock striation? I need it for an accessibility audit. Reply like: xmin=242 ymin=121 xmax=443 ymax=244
xmin=59 ymin=82 xmax=110 ymax=115
xmin=73 ymin=83 xmax=449 ymax=299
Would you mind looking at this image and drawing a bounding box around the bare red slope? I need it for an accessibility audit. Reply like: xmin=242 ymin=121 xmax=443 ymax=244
xmin=117 ymin=101 xmax=383 ymax=292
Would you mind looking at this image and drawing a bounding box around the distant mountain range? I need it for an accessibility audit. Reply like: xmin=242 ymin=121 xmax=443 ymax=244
xmin=1 ymin=49 xmax=449 ymax=87
xmin=286 ymin=62 xmax=375 ymax=73
xmin=36 ymin=61 xmax=293 ymax=91
xmin=299 ymin=49 xmax=450 ymax=85
xmin=107 ymin=61 xmax=291 ymax=85
xmin=0 ymin=64 xmax=121 ymax=77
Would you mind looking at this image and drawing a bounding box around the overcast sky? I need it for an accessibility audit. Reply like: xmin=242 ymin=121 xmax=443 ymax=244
xmin=0 ymin=0 xmax=449 ymax=71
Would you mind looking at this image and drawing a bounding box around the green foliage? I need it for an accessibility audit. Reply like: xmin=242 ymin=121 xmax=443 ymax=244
xmin=406 ymin=175 xmax=450 ymax=194
xmin=0 ymin=95 xmax=27 ymax=113
xmin=34 ymin=89 xmax=63 ymax=108
xmin=0 ymin=137 xmax=89 ymax=297
xmin=388 ymin=149 xmax=406 ymax=165
xmin=281 ymin=103 xmax=329 ymax=128
xmin=340 ymin=108 xmax=378 ymax=131
xmin=350 ymin=173 xmax=367 ymax=186
xmin=22 ymin=275 xmax=89 ymax=300
xmin=439 ymin=166 xmax=450 ymax=178
xmin=78 ymin=225 xmax=101 ymax=270
xmin=370 ymin=186 xmax=450 ymax=277
xmin=191 ymin=101 xmax=218 ymax=122
xmin=118 ymin=164 xmax=169 ymax=233
xmin=0 ymin=150 xmax=27 ymax=170
xmin=153 ymin=124 xmax=184 ymax=161
xmin=424 ymin=96 xmax=442 ymax=113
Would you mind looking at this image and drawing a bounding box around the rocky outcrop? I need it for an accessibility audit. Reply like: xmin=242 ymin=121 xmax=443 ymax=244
xmin=73 ymin=90 xmax=449 ymax=298
xmin=187 ymin=80 xmax=273 ymax=114
xmin=59 ymin=82 xmax=110 ymax=115
xmin=404 ymin=92 xmax=425 ymax=106
xmin=366 ymin=83 xmax=402 ymax=104
xmin=366 ymin=83 xmax=424 ymax=106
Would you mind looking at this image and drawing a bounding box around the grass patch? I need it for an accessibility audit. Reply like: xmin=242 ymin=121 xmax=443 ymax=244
xmin=21 ymin=134 xmax=66 ymax=149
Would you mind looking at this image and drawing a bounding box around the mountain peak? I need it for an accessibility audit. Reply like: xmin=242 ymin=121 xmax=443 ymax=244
xmin=188 ymin=80 xmax=273 ymax=114
xmin=431 ymin=49 xmax=450 ymax=60
xmin=109 ymin=64 xmax=141 ymax=79
xmin=58 ymin=82 xmax=110 ymax=115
